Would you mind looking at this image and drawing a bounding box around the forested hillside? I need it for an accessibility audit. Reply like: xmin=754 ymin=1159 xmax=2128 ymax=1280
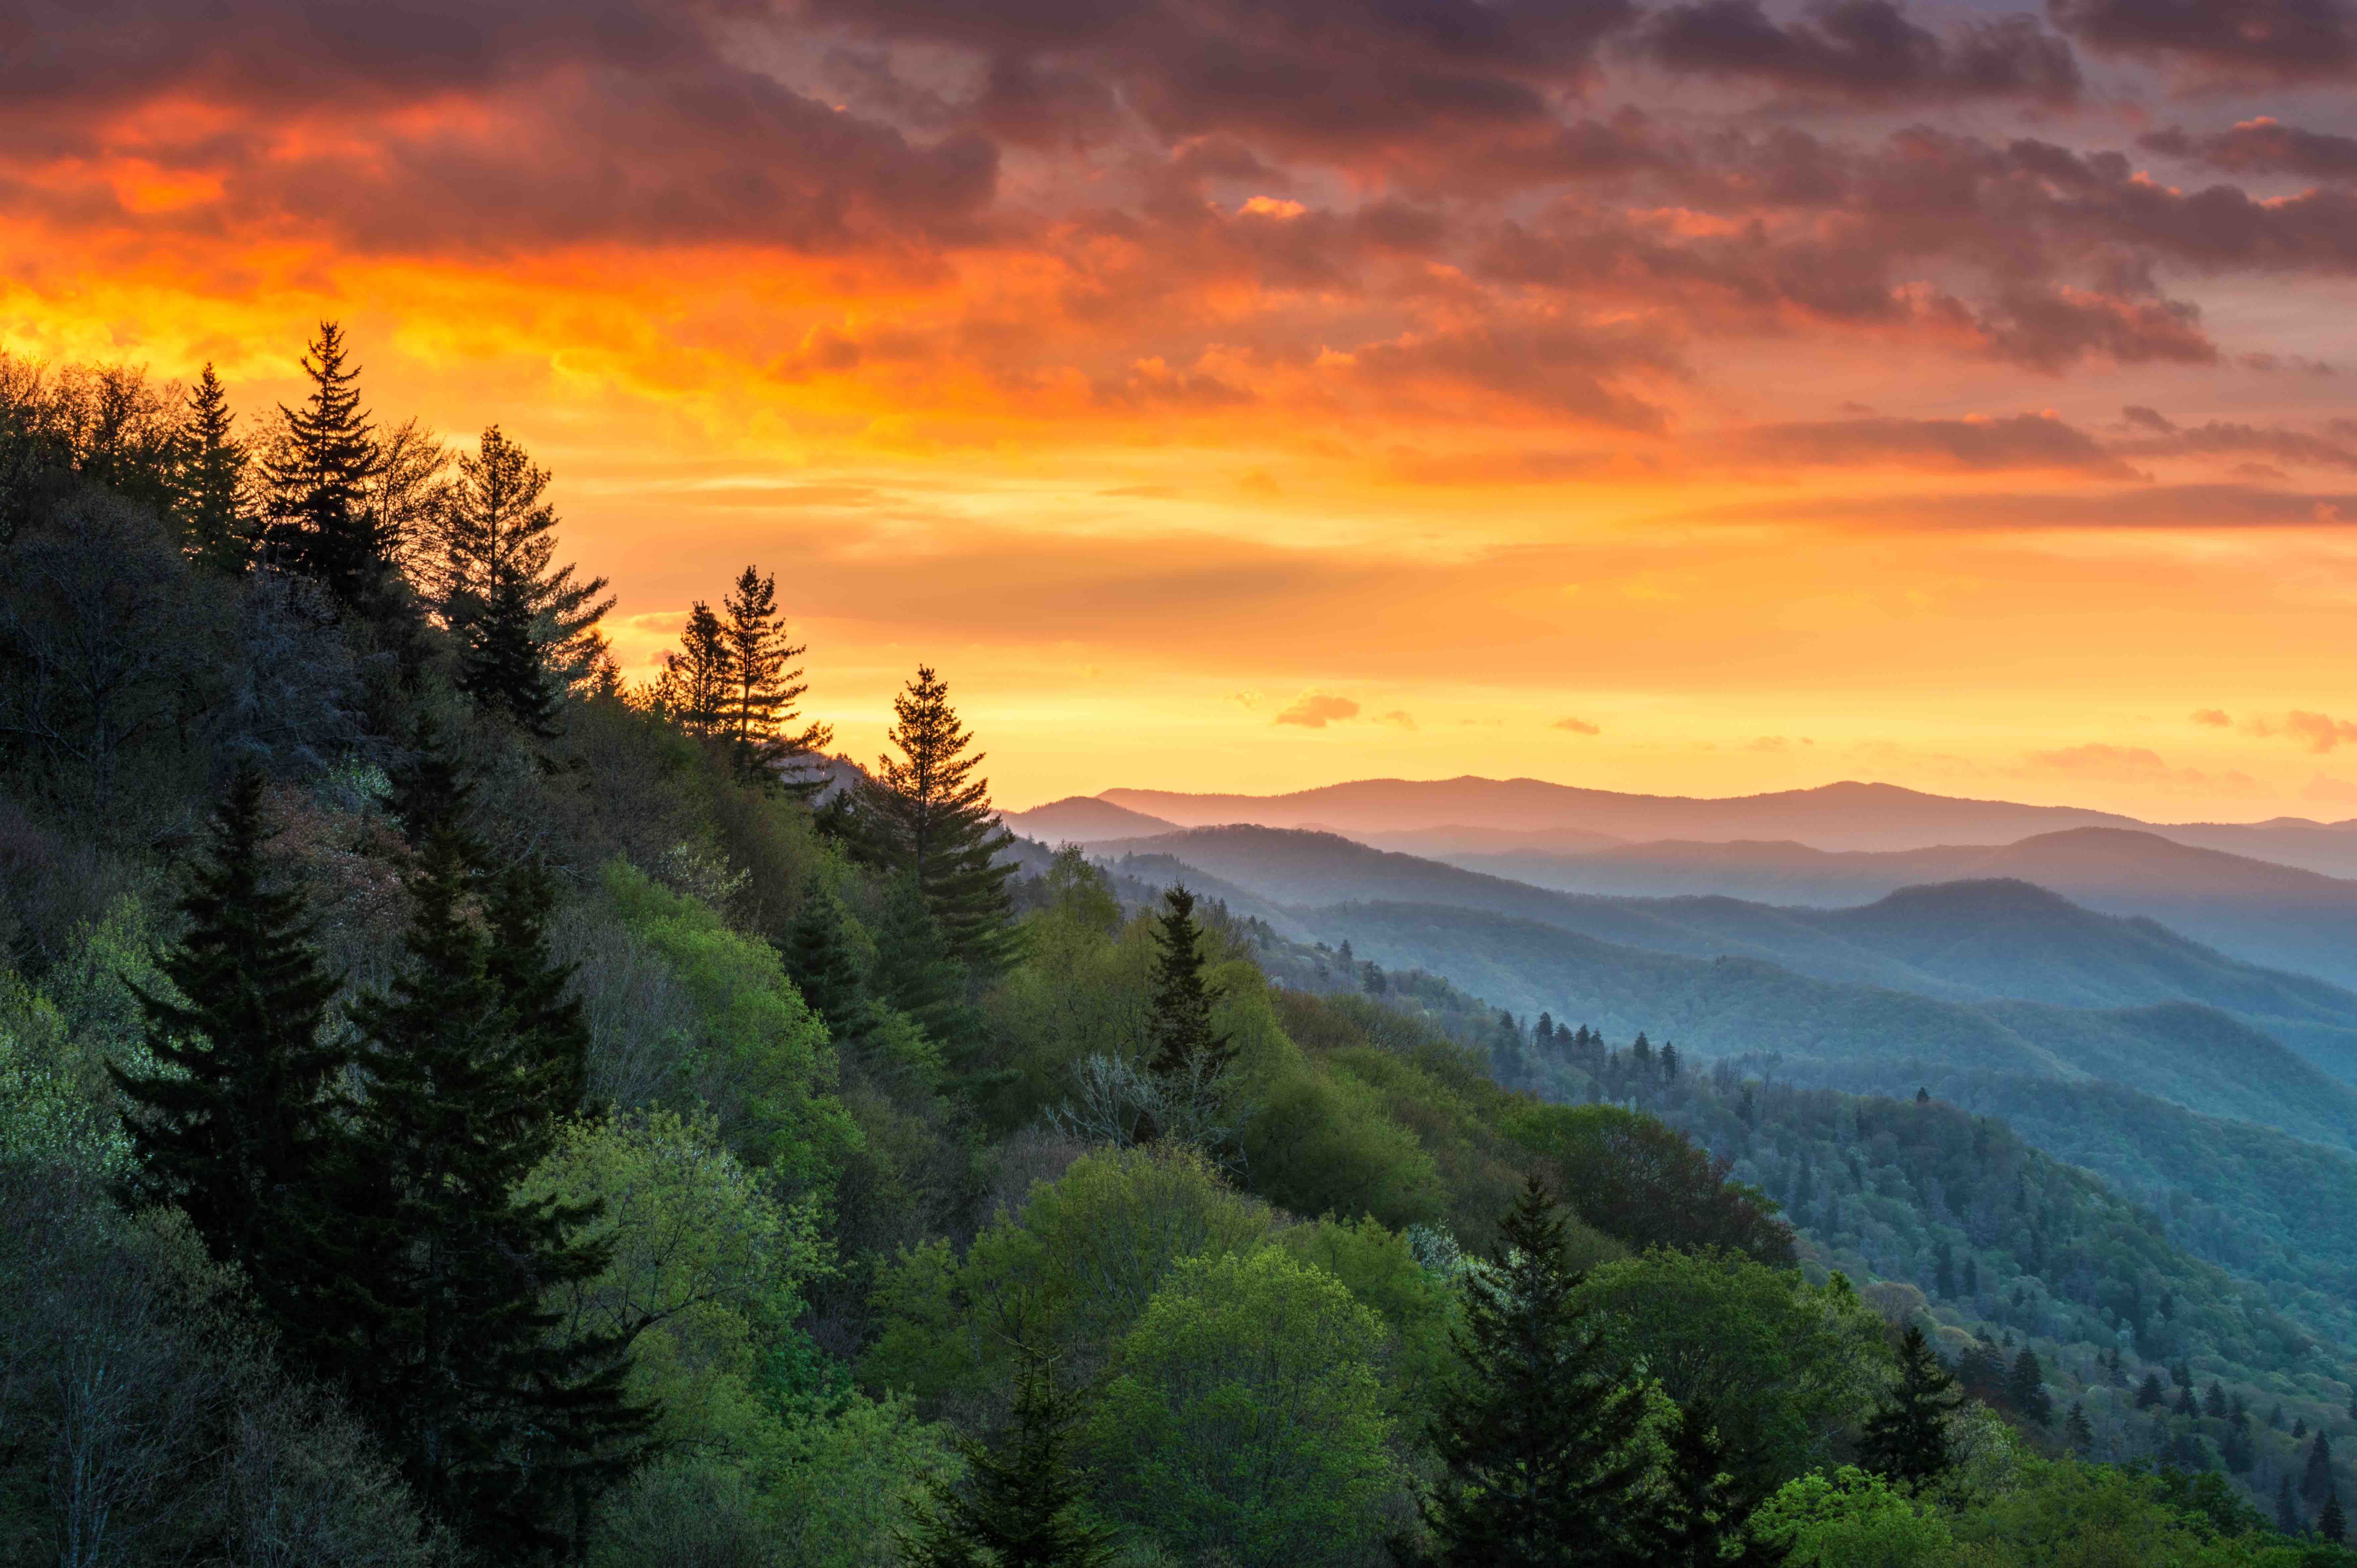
xmin=7 ymin=332 xmax=2357 ymax=1566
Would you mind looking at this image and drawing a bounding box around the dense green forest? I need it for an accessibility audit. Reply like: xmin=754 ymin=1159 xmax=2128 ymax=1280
xmin=8 ymin=329 xmax=2357 ymax=1565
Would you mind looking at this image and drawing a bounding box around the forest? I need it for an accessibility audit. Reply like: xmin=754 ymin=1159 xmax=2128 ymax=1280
xmin=6 ymin=327 xmax=2357 ymax=1567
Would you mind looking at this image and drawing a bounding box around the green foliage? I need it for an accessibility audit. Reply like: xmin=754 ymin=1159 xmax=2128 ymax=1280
xmin=856 ymin=664 xmax=1019 ymax=974
xmin=601 ymin=859 xmax=858 ymax=1186
xmin=1506 ymin=1102 xmax=1795 ymax=1264
xmin=718 ymin=565 xmax=830 ymax=792
xmin=1754 ymin=1467 xmax=1958 ymax=1567
xmin=1574 ymin=1248 xmax=1890 ymax=1505
xmin=1859 ymin=1327 xmax=1963 ymax=1489
xmin=901 ymin=1355 xmax=1118 ymax=1568
xmin=1088 ymin=1247 xmax=1399 ymax=1567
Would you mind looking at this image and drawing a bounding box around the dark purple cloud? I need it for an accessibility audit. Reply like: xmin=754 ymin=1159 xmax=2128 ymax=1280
xmin=2143 ymin=120 xmax=2357 ymax=180
xmin=1734 ymin=413 xmax=2131 ymax=472
xmin=2050 ymin=0 xmax=2357 ymax=79
xmin=1643 ymin=1 xmax=2081 ymax=102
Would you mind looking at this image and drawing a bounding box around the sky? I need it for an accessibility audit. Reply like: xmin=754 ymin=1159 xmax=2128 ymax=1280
xmin=13 ymin=0 xmax=2357 ymax=819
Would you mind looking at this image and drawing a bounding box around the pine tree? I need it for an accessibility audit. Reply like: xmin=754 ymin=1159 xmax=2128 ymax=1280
xmin=654 ymin=601 xmax=730 ymax=732
xmin=2324 ymin=1487 xmax=2348 ymax=1545
xmin=2174 ymin=1385 xmax=2198 ymax=1418
xmin=716 ymin=565 xmax=830 ymax=792
xmin=857 ymin=665 xmax=1018 ymax=973
xmin=898 ymin=1354 xmax=1117 ymax=1568
xmin=2136 ymin=1373 xmax=2166 ymax=1411
xmin=782 ymin=873 xmax=868 ymax=1042
xmin=109 ymin=766 xmax=352 ymax=1350
xmin=259 ymin=321 xmax=384 ymax=609
xmin=1653 ymin=1403 xmax=1782 ymax=1566
xmin=1144 ymin=886 xmax=1233 ymax=1081
xmin=2279 ymin=1473 xmax=2302 ymax=1535
xmin=1424 ymin=1175 xmax=1654 ymax=1567
xmin=2007 ymin=1348 xmax=2052 ymax=1427
xmin=2306 ymin=1432 xmax=2336 ymax=1506
xmin=2204 ymin=1382 xmax=2229 ymax=1420
xmin=1659 ymin=1042 xmax=1679 ymax=1081
xmin=172 ymin=363 xmax=252 ymax=573
xmin=2064 ymin=1402 xmax=2094 ymax=1453
xmin=2223 ymin=1418 xmax=2256 ymax=1474
xmin=335 ymin=730 xmax=650 ymax=1553
xmin=1859 ymin=1326 xmax=1962 ymax=1487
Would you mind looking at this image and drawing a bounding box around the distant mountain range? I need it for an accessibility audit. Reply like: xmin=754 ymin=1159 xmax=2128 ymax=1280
xmin=1015 ymin=775 xmax=2357 ymax=876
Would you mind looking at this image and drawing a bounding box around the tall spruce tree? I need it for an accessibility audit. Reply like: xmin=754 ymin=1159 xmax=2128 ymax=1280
xmin=718 ymin=565 xmax=831 ymax=793
xmin=336 ymin=728 xmax=648 ymax=1554
xmin=1144 ymin=885 xmax=1232 ymax=1082
xmin=857 ymin=664 xmax=1018 ymax=972
xmin=897 ymin=1354 xmax=1118 ymax=1568
xmin=2324 ymin=1488 xmax=2348 ymax=1545
xmin=440 ymin=426 xmax=612 ymax=733
xmin=2307 ymin=1432 xmax=2337 ymax=1506
xmin=653 ymin=600 xmax=730 ymax=733
xmin=172 ymin=362 xmax=252 ymax=573
xmin=1424 ymin=1175 xmax=1654 ymax=1568
xmin=1858 ymin=1325 xmax=1962 ymax=1487
xmin=109 ymin=765 xmax=352 ymax=1344
xmin=259 ymin=321 xmax=384 ymax=609
xmin=2007 ymin=1347 xmax=2053 ymax=1426
xmin=782 ymin=872 xmax=868 ymax=1042
xmin=1654 ymin=1403 xmax=1783 ymax=1566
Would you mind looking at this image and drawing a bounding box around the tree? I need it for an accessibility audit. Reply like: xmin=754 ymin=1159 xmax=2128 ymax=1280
xmin=781 ymin=873 xmax=868 ymax=1043
xmin=716 ymin=565 xmax=830 ymax=792
xmin=1655 ymin=1403 xmax=1785 ymax=1566
xmin=1145 ymin=885 xmax=1234 ymax=1083
xmin=2306 ymin=1431 xmax=2336 ymax=1506
xmin=2007 ymin=1348 xmax=2052 ymax=1426
xmin=335 ymin=731 xmax=650 ymax=1553
xmin=439 ymin=426 xmax=612 ymax=734
xmin=2064 ymin=1402 xmax=2094 ymax=1453
xmin=2135 ymin=1373 xmax=2165 ymax=1411
xmin=653 ymin=601 xmax=729 ymax=732
xmin=858 ymin=664 xmax=1018 ymax=972
xmin=259 ymin=322 xmax=383 ymax=610
xmin=2279 ymin=1473 xmax=2301 ymax=1535
xmin=108 ymin=766 xmax=352 ymax=1351
xmin=2202 ymin=1381 xmax=2228 ymax=1420
xmin=1859 ymin=1326 xmax=1962 ymax=1488
xmin=2324 ymin=1487 xmax=2348 ymax=1545
xmin=1424 ymin=1175 xmax=1655 ymax=1567
xmin=1088 ymin=1248 xmax=1397 ymax=1567
xmin=172 ymin=363 xmax=252 ymax=573
xmin=899 ymin=1354 xmax=1118 ymax=1568
xmin=1505 ymin=1103 xmax=1796 ymax=1265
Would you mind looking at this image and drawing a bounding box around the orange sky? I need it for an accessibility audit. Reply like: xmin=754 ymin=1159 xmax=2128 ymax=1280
xmin=13 ymin=0 xmax=2357 ymax=819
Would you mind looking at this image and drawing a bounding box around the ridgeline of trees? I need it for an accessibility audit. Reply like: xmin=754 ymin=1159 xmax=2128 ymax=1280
xmin=4 ymin=329 xmax=2355 ymax=1566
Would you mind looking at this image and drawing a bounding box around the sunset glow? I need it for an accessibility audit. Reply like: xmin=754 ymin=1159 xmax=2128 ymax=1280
xmin=16 ymin=0 xmax=2357 ymax=816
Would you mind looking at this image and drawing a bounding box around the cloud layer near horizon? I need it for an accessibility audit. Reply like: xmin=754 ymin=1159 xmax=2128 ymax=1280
xmin=12 ymin=0 xmax=2357 ymax=814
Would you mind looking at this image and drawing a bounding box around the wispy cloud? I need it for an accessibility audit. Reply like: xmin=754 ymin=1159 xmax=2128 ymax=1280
xmin=1276 ymin=694 xmax=1361 ymax=729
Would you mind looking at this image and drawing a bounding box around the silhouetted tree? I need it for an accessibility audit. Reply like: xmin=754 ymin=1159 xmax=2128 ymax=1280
xmin=857 ymin=664 xmax=1018 ymax=972
xmin=2306 ymin=1432 xmax=2336 ymax=1506
xmin=654 ymin=600 xmax=729 ymax=732
xmin=718 ymin=565 xmax=829 ymax=792
xmin=2324 ymin=1488 xmax=2348 ymax=1545
xmin=173 ymin=363 xmax=252 ymax=573
xmin=259 ymin=322 xmax=384 ymax=610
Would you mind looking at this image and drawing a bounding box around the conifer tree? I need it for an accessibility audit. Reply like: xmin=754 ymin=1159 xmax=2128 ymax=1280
xmin=440 ymin=426 xmax=612 ymax=734
xmin=109 ymin=765 xmax=352 ymax=1345
xmin=1654 ymin=1403 xmax=1782 ymax=1567
xmin=172 ymin=362 xmax=252 ymax=573
xmin=2307 ymin=1432 xmax=2336 ymax=1506
xmin=2174 ymin=1385 xmax=2197 ymax=1418
xmin=1144 ymin=886 xmax=1232 ymax=1081
xmin=858 ymin=664 xmax=1018 ymax=972
xmin=654 ymin=600 xmax=730 ymax=732
xmin=2279 ymin=1474 xmax=2302 ymax=1535
xmin=1424 ymin=1175 xmax=1654 ymax=1567
xmin=2204 ymin=1382 xmax=2229 ymax=1420
xmin=1859 ymin=1326 xmax=1961 ymax=1487
xmin=717 ymin=565 xmax=830 ymax=792
xmin=897 ymin=1354 xmax=1118 ymax=1568
xmin=2324 ymin=1487 xmax=2348 ymax=1545
xmin=336 ymin=728 xmax=650 ymax=1553
xmin=2064 ymin=1402 xmax=2093 ymax=1453
xmin=2007 ymin=1348 xmax=2052 ymax=1426
xmin=259 ymin=321 xmax=384 ymax=609
xmin=782 ymin=872 xmax=868 ymax=1042
xmin=2136 ymin=1373 xmax=2166 ymax=1411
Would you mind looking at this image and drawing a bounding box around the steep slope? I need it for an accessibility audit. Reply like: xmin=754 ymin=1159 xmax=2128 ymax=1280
xmin=1099 ymin=777 xmax=2142 ymax=851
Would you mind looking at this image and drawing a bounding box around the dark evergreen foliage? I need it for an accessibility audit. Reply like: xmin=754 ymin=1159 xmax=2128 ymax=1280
xmin=1858 ymin=1325 xmax=1961 ymax=1486
xmin=173 ymin=363 xmax=252 ymax=574
xmin=897 ymin=1355 xmax=1118 ymax=1568
xmin=654 ymin=599 xmax=730 ymax=732
xmin=2325 ymin=1487 xmax=2348 ymax=1545
xmin=719 ymin=565 xmax=830 ymax=793
xmin=259 ymin=322 xmax=385 ymax=610
xmin=1144 ymin=885 xmax=1233 ymax=1082
xmin=782 ymin=872 xmax=868 ymax=1041
xmin=856 ymin=665 xmax=1018 ymax=973
xmin=1654 ymin=1403 xmax=1785 ymax=1567
xmin=1424 ymin=1175 xmax=1654 ymax=1567
xmin=109 ymin=765 xmax=352 ymax=1346
xmin=2310 ymin=1432 xmax=2338 ymax=1506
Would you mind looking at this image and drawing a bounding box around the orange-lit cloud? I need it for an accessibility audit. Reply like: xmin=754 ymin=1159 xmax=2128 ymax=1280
xmin=14 ymin=0 xmax=2357 ymax=817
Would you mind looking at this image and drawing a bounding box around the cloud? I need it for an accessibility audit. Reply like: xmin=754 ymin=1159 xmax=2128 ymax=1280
xmin=1376 ymin=709 xmax=1417 ymax=730
xmin=1275 ymin=693 xmax=1361 ymax=728
xmin=1730 ymin=413 xmax=2130 ymax=474
xmin=2143 ymin=119 xmax=2357 ymax=180
xmin=1554 ymin=716 xmax=1602 ymax=734
xmin=1641 ymin=1 xmax=2081 ymax=103
xmin=2022 ymin=742 xmax=2249 ymax=790
xmin=2245 ymin=710 xmax=2357 ymax=751
xmin=2191 ymin=708 xmax=2232 ymax=726
xmin=2051 ymin=0 xmax=2357 ymax=80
